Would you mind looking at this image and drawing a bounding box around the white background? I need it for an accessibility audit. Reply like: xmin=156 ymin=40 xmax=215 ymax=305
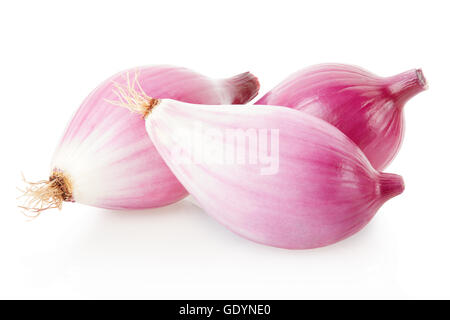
xmin=1 ymin=0 xmax=449 ymax=299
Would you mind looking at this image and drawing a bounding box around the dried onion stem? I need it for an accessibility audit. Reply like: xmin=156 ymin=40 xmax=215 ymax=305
xmin=105 ymin=71 xmax=160 ymax=118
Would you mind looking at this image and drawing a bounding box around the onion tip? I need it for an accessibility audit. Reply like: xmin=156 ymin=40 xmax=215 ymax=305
xmin=378 ymin=172 xmax=405 ymax=201
xmin=227 ymin=71 xmax=260 ymax=104
xmin=388 ymin=68 xmax=427 ymax=105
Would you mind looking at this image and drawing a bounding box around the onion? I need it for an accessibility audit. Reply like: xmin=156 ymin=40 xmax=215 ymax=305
xmin=116 ymin=93 xmax=405 ymax=249
xmin=255 ymin=64 xmax=427 ymax=169
xmin=19 ymin=66 xmax=259 ymax=214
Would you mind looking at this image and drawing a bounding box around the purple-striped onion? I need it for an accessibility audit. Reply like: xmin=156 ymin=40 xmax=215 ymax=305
xmin=255 ymin=64 xmax=427 ymax=170
xmin=119 ymin=95 xmax=405 ymax=249
xmin=20 ymin=65 xmax=259 ymax=214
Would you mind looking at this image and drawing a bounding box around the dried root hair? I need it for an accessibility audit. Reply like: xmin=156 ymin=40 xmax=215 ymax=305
xmin=105 ymin=70 xmax=160 ymax=118
xmin=17 ymin=172 xmax=73 ymax=218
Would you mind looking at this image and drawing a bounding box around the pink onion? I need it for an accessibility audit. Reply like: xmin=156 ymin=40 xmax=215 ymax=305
xmin=120 ymin=96 xmax=405 ymax=249
xmin=19 ymin=66 xmax=259 ymax=214
xmin=255 ymin=64 xmax=427 ymax=170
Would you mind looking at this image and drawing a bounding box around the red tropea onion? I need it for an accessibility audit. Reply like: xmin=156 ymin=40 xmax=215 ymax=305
xmin=113 ymin=92 xmax=405 ymax=249
xmin=255 ymin=64 xmax=427 ymax=170
xmin=19 ymin=66 xmax=259 ymax=214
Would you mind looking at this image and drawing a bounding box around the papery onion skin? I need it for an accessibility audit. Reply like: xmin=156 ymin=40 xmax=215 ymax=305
xmin=145 ymin=100 xmax=404 ymax=249
xmin=51 ymin=66 xmax=260 ymax=210
xmin=255 ymin=64 xmax=427 ymax=170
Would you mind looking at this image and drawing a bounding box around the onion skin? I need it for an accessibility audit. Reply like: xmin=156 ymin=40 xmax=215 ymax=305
xmin=255 ymin=64 xmax=427 ymax=170
xmin=51 ymin=66 xmax=259 ymax=209
xmin=145 ymin=100 xmax=404 ymax=249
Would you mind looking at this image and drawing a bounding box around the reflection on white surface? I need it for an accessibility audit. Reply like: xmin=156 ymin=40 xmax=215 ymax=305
xmin=2 ymin=197 xmax=402 ymax=299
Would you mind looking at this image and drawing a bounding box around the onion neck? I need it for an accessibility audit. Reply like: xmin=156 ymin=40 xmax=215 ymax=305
xmin=387 ymin=69 xmax=427 ymax=106
xmin=378 ymin=172 xmax=405 ymax=201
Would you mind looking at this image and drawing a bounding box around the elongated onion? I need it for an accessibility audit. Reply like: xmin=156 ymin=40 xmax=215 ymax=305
xmin=256 ymin=64 xmax=427 ymax=169
xmin=20 ymin=66 xmax=259 ymax=214
xmin=113 ymin=91 xmax=404 ymax=249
